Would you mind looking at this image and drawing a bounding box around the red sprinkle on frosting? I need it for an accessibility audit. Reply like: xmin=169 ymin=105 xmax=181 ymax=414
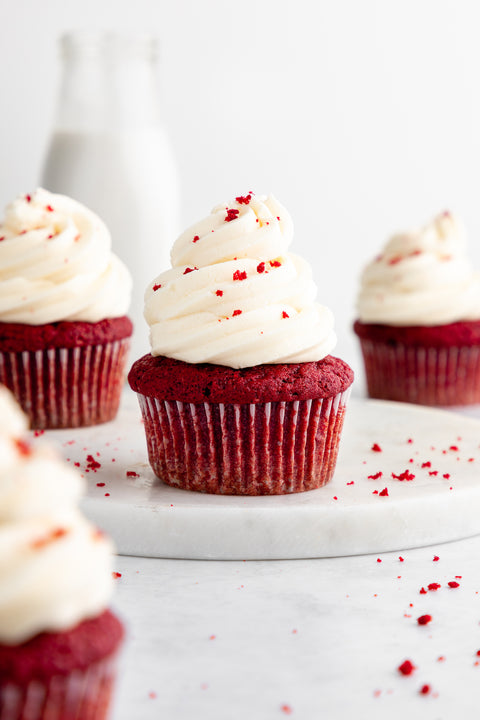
xmin=379 ymin=487 xmax=389 ymax=497
xmin=45 ymin=205 xmax=54 ymax=212
xmin=428 ymin=582 xmax=441 ymax=591
xmin=183 ymin=267 xmax=198 ymax=275
xmin=368 ymin=471 xmax=383 ymax=479
xmin=371 ymin=443 xmax=382 ymax=452
xmin=193 ymin=235 xmax=200 ymax=243
xmin=235 ymin=194 xmax=252 ymax=205
xmin=233 ymin=269 xmax=247 ymax=281
xmin=112 ymin=572 xmax=122 ymax=579
xmin=269 ymin=260 xmax=282 ymax=267
xmin=216 ymin=290 xmax=223 ymax=297
xmin=282 ymin=311 xmax=289 ymax=319
xmin=126 ymin=471 xmax=139 ymax=478
xmin=232 ymin=309 xmax=242 ymax=317
xmin=15 ymin=438 xmax=32 ymax=457
xmin=257 ymin=262 xmax=265 ymax=273
xmin=419 ymin=685 xmax=430 ymax=695
xmin=225 ymin=208 xmax=239 ymax=222
xmin=152 ymin=283 xmax=162 ymax=291
xmin=448 ymin=581 xmax=460 ymax=588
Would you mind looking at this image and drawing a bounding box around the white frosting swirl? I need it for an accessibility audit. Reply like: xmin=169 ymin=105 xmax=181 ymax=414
xmin=144 ymin=194 xmax=336 ymax=368
xmin=357 ymin=212 xmax=480 ymax=325
xmin=0 ymin=386 xmax=114 ymax=645
xmin=0 ymin=188 xmax=131 ymax=324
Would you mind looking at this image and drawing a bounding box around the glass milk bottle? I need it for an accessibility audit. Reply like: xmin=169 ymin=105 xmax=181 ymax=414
xmin=41 ymin=31 xmax=179 ymax=361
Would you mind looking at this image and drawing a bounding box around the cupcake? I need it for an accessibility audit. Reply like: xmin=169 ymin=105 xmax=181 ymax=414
xmin=0 ymin=188 xmax=133 ymax=429
xmin=129 ymin=193 xmax=354 ymax=495
xmin=354 ymin=211 xmax=480 ymax=405
xmin=0 ymin=385 xmax=124 ymax=720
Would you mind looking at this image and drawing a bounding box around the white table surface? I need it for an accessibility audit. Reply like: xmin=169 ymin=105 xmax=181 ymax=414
xmin=91 ymin=393 xmax=480 ymax=720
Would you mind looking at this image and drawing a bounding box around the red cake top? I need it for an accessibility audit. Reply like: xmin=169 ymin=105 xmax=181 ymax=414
xmin=353 ymin=319 xmax=480 ymax=348
xmin=0 ymin=316 xmax=133 ymax=352
xmin=128 ymin=354 xmax=354 ymax=404
xmin=0 ymin=610 xmax=124 ymax=684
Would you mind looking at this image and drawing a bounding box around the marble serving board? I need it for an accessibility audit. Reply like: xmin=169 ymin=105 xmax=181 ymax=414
xmin=40 ymin=392 xmax=480 ymax=560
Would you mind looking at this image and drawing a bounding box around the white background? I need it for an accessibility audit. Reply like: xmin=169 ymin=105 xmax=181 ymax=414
xmin=1 ymin=0 xmax=480 ymax=386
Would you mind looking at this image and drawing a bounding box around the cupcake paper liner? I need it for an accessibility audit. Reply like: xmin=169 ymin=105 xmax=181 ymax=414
xmin=358 ymin=338 xmax=480 ymax=405
xmin=0 ymin=339 xmax=130 ymax=429
xmin=137 ymin=388 xmax=351 ymax=495
xmin=0 ymin=654 xmax=118 ymax=720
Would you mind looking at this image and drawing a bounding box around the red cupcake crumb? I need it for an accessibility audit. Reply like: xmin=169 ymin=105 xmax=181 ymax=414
xmin=398 ymin=659 xmax=415 ymax=675
xmin=371 ymin=443 xmax=382 ymax=452
xmin=428 ymin=583 xmax=441 ymax=591
xmin=225 ymin=208 xmax=239 ymax=222
xmin=448 ymin=581 xmax=460 ymax=588
xmin=419 ymin=684 xmax=430 ymax=695
xmin=368 ymin=471 xmax=383 ymax=479
xmin=417 ymin=614 xmax=432 ymax=625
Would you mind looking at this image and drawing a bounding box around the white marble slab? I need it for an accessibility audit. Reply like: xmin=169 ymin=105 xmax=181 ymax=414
xmin=40 ymin=392 xmax=480 ymax=559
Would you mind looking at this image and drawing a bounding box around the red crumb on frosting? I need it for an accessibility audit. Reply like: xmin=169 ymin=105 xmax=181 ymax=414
xmin=32 ymin=527 xmax=68 ymax=549
xmin=269 ymin=260 xmax=282 ymax=267
xmin=183 ymin=267 xmax=198 ymax=275
xmin=429 ymin=471 xmax=438 ymax=476
xmin=152 ymin=283 xmax=162 ymax=291
xmin=398 ymin=660 xmax=415 ymax=675
xmin=379 ymin=488 xmax=389 ymax=496
xmin=215 ymin=290 xmax=223 ymax=297
xmin=371 ymin=443 xmax=382 ymax=452
xmin=25 ymin=194 xmax=32 ymax=202
xmin=368 ymin=471 xmax=383 ymax=479
xmin=433 ymin=556 xmax=440 ymax=561
xmin=15 ymin=438 xmax=32 ymax=456
xmin=392 ymin=469 xmax=415 ymax=481
xmin=257 ymin=262 xmax=265 ymax=273
xmin=450 ymin=445 xmax=459 ymax=451
xmin=420 ymin=587 xmax=427 ymax=594
xmin=419 ymin=685 xmax=430 ymax=695
xmin=193 ymin=235 xmax=200 ymax=243
xmin=443 ymin=473 xmax=450 ymax=479
xmin=280 ymin=705 xmax=293 ymax=715
xmin=399 ymin=556 xmax=404 ymax=562
xmin=225 ymin=208 xmax=239 ymax=222
xmin=45 ymin=205 xmax=54 ymax=212
xmin=282 ymin=311 xmax=289 ymax=319
xmin=417 ymin=614 xmax=432 ymax=625
xmin=96 ymin=483 xmax=105 ymax=487
xmin=428 ymin=583 xmax=441 ymax=591
xmin=112 ymin=572 xmax=122 ymax=579
xmin=421 ymin=461 xmax=431 ymax=468
xmin=233 ymin=270 xmax=247 ymax=281
xmin=235 ymin=194 xmax=252 ymax=205
xmin=448 ymin=581 xmax=460 ymax=588
xmin=126 ymin=471 xmax=139 ymax=478
xmin=232 ymin=309 xmax=242 ymax=317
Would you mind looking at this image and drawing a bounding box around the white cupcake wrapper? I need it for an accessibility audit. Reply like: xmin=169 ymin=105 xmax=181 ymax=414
xmin=138 ymin=388 xmax=351 ymax=495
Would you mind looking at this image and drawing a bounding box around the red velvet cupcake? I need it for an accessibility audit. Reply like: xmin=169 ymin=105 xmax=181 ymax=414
xmin=0 ymin=317 xmax=132 ymax=428
xmin=0 ymin=189 xmax=132 ymax=428
xmin=0 ymin=386 xmax=124 ymax=719
xmin=129 ymin=354 xmax=353 ymax=494
xmin=129 ymin=193 xmax=354 ymax=494
xmin=354 ymin=212 xmax=480 ymax=406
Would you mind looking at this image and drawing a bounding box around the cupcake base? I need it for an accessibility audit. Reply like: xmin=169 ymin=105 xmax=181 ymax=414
xmin=354 ymin=319 xmax=480 ymax=406
xmin=0 ymin=318 xmax=133 ymax=429
xmin=129 ymin=354 xmax=354 ymax=495
xmin=0 ymin=610 xmax=123 ymax=720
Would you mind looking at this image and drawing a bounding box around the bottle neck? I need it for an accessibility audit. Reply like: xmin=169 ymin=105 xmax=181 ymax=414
xmin=55 ymin=32 xmax=162 ymax=132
